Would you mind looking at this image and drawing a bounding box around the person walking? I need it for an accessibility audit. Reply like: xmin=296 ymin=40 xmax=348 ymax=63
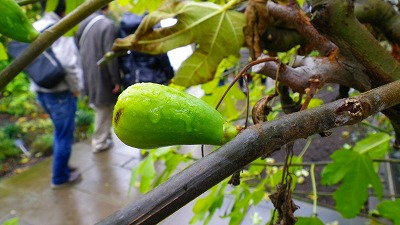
xmin=75 ymin=5 xmax=122 ymax=153
xmin=32 ymin=0 xmax=84 ymax=188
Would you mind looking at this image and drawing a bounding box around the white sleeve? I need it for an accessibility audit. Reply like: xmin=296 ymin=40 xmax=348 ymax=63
xmin=52 ymin=37 xmax=84 ymax=93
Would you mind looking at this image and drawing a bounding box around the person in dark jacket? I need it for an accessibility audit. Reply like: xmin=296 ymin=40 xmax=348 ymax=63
xmin=75 ymin=5 xmax=122 ymax=153
xmin=118 ymin=12 xmax=175 ymax=87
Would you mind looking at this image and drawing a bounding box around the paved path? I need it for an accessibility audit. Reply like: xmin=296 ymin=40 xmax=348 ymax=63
xmin=0 ymin=136 xmax=145 ymax=225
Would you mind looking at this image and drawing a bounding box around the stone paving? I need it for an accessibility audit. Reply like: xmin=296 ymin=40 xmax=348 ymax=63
xmin=0 ymin=137 xmax=143 ymax=225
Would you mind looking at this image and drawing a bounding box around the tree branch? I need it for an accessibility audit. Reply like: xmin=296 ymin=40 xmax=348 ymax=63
xmin=309 ymin=0 xmax=400 ymax=86
xmin=252 ymin=54 xmax=371 ymax=93
xmin=97 ymin=80 xmax=400 ymax=225
xmin=0 ymin=0 xmax=113 ymax=90
xmin=266 ymin=1 xmax=338 ymax=57
xmin=355 ymin=0 xmax=400 ymax=45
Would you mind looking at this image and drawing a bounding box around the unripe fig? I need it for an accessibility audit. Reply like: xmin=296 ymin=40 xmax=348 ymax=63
xmin=113 ymin=83 xmax=238 ymax=149
xmin=0 ymin=0 xmax=40 ymax=43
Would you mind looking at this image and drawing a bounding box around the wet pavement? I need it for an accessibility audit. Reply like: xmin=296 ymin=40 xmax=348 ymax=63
xmin=0 ymin=134 xmax=370 ymax=225
xmin=0 ymin=136 xmax=143 ymax=225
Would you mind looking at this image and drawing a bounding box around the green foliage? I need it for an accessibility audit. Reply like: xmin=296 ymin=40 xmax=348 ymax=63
xmin=321 ymin=132 xmax=391 ymax=218
xmin=296 ymin=217 xmax=325 ymax=225
xmin=377 ymin=199 xmax=400 ymax=225
xmin=114 ymin=0 xmax=246 ymax=87
xmin=190 ymin=182 xmax=228 ymax=225
xmin=117 ymin=0 xmax=164 ymax=14
xmin=277 ymin=45 xmax=300 ymax=64
xmin=1 ymin=217 xmax=19 ymax=225
xmin=0 ymin=43 xmax=8 ymax=61
xmin=44 ymin=0 xmax=58 ymax=12
xmin=202 ymin=82 xmax=246 ymax=121
xmin=129 ymin=147 xmax=192 ymax=194
xmin=30 ymin=134 xmax=53 ymax=156
xmin=0 ymin=130 xmax=21 ymax=161
xmin=17 ymin=118 xmax=53 ymax=135
xmin=75 ymin=109 xmax=94 ymax=128
xmin=2 ymin=123 xmax=23 ymax=139
xmin=225 ymin=177 xmax=269 ymax=225
xmin=0 ymin=63 xmax=40 ymax=116
xmin=16 ymin=118 xmax=53 ymax=145
xmin=352 ymin=132 xmax=391 ymax=157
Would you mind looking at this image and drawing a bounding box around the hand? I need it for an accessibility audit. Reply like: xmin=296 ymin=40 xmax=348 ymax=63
xmin=112 ymin=84 xmax=121 ymax=94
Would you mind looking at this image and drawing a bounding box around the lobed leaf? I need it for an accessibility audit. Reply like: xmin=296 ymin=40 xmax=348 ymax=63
xmin=353 ymin=132 xmax=391 ymax=158
xmin=377 ymin=200 xmax=400 ymax=225
xmin=296 ymin=217 xmax=325 ymax=225
xmin=321 ymin=149 xmax=383 ymax=218
xmin=112 ymin=1 xmax=246 ymax=87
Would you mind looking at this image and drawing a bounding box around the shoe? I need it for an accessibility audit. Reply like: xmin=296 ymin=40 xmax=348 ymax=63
xmin=92 ymin=139 xmax=114 ymax=153
xmin=51 ymin=171 xmax=82 ymax=189
xmin=68 ymin=165 xmax=78 ymax=172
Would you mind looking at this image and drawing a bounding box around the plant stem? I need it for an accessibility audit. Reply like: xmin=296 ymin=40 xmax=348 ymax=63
xmin=251 ymin=157 xmax=400 ymax=167
xmin=310 ymin=163 xmax=318 ymax=217
xmin=361 ymin=121 xmax=392 ymax=134
xmin=298 ymin=136 xmax=313 ymax=158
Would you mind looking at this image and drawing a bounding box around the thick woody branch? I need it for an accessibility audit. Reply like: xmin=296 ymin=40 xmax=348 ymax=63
xmin=98 ymin=80 xmax=400 ymax=225
xmin=355 ymin=0 xmax=400 ymax=45
xmin=266 ymin=1 xmax=338 ymax=57
xmin=310 ymin=0 xmax=400 ymax=86
xmin=252 ymin=54 xmax=371 ymax=93
xmin=0 ymin=0 xmax=113 ymax=90
xmin=261 ymin=26 xmax=307 ymax=53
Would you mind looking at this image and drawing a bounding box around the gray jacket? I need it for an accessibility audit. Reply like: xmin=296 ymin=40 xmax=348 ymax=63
xmin=75 ymin=12 xmax=121 ymax=106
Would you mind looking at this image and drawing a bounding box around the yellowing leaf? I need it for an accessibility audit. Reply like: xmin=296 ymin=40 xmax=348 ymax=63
xmin=112 ymin=1 xmax=246 ymax=87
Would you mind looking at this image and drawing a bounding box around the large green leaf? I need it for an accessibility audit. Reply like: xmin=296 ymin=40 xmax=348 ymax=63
xmin=112 ymin=0 xmax=246 ymax=87
xmin=321 ymin=149 xmax=383 ymax=218
xmin=353 ymin=132 xmax=391 ymax=158
xmin=65 ymin=0 xmax=85 ymax=36
xmin=117 ymin=0 xmax=164 ymax=14
xmin=138 ymin=155 xmax=157 ymax=193
xmin=45 ymin=0 xmax=59 ymax=12
xmin=296 ymin=217 xmax=324 ymax=225
xmin=377 ymin=200 xmax=400 ymax=225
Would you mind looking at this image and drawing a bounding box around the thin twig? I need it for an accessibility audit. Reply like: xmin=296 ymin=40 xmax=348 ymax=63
xmin=310 ymin=163 xmax=318 ymax=217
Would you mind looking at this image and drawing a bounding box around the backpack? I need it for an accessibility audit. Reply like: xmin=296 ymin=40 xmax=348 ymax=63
xmin=7 ymin=24 xmax=65 ymax=89
xmin=118 ymin=13 xmax=174 ymax=87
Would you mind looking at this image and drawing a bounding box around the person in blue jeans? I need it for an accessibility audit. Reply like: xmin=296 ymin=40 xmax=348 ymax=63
xmin=32 ymin=0 xmax=84 ymax=188
xmin=37 ymin=92 xmax=79 ymax=187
